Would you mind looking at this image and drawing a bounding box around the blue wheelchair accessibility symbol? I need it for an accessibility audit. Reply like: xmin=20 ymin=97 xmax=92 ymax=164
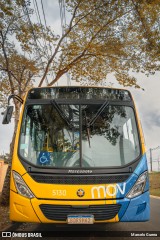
xmin=37 ymin=151 xmax=51 ymax=165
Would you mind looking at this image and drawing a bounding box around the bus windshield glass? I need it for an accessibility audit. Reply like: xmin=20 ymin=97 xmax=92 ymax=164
xmin=19 ymin=102 xmax=140 ymax=168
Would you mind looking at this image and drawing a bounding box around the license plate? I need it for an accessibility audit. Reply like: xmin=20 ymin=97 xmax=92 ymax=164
xmin=67 ymin=215 xmax=94 ymax=224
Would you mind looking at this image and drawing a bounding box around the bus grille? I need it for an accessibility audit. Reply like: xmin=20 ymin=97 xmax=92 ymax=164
xmin=30 ymin=174 xmax=129 ymax=184
xmin=39 ymin=204 xmax=121 ymax=221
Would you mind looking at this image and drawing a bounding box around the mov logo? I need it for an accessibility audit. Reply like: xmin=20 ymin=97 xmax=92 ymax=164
xmin=91 ymin=183 xmax=126 ymax=199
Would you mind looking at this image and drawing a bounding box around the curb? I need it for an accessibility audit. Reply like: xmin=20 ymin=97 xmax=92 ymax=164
xmin=1 ymin=222 xmax=22 ymax=232
xmin=150 ymin=195 xmax=160 ymax=199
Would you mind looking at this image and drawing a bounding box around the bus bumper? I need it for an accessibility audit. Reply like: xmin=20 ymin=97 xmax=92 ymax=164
xmin=10 ymin=190 xmax=150 ymax=223
xmin=118 ymin=191 xmax=150 ymax=222
xmin=10 ymin=190 xmax=40 ymax=222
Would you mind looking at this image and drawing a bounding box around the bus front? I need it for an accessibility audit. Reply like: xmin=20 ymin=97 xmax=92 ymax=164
xmin=9 ymin=87 xmax=150 ymax=223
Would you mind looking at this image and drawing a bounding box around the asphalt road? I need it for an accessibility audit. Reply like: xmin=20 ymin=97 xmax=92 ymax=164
xmin=2 ymin=197 xmax=160 ymax=239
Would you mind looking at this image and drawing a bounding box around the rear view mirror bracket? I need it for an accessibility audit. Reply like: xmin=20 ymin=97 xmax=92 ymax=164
xmin=2 ymin=94 xmax=23 ymax=124
xmin=8 ymin=94 xmax=23 ymax=105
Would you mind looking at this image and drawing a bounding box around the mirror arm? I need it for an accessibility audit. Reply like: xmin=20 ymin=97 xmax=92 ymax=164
xmin=8 ymin=94 xmax=23 ymax=105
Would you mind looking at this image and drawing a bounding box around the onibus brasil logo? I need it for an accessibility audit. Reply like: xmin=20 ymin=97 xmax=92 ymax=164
xmin=91 ymin=183 xmax=126 ymax=199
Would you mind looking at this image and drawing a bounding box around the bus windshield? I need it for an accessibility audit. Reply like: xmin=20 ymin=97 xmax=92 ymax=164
xmin=19 ymin=103 xmax=140 ymax=168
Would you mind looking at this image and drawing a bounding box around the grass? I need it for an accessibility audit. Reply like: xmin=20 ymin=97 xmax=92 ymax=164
xmin=149 ymin=172 xmax=160 ymax=197
xmin=150 ymin=188 xmax=160 ymax=197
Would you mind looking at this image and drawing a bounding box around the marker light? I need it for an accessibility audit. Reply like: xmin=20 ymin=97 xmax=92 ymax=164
xmin=126 ymin=171 xmax=148 ymax=199
xmin=12 ymin=171 xmax=35 ymax=199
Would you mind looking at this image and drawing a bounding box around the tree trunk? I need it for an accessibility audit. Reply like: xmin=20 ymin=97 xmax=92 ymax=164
xmin=0 ymin=103 xmax=20 ymax=206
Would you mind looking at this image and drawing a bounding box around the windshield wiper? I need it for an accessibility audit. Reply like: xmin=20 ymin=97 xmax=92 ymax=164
xmin=88 ymin=100 xmax=110 ymax=126
xmin=84 ymin=100 xmax=110 ymax=148
xmin=84 ymin=111 xmax=91 ymax=148
xmin=51 ymin=100 xmax=74 ymax=129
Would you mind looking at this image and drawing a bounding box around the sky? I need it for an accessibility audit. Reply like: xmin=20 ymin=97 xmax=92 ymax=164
xmin=0 ymin=0 xmax=160 ymax=170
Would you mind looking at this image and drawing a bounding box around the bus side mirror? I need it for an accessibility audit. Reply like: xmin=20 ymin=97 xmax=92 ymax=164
xmin=2 ymin=106 xmax=14 ymax=124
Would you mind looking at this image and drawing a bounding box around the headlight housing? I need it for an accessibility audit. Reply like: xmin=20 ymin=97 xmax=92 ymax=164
xmin=12 ymin=171 xmax=35 ymax=199
xmin=126 ymin=171 xmax=148 ymax=199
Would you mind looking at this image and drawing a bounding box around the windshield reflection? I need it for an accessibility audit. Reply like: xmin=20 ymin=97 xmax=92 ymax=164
xmin=19 ymin=104 xmax=140 ymax=168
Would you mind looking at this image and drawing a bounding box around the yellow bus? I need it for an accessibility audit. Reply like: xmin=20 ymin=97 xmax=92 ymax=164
xmin=3 ymin=86 xmax=150 ymax=224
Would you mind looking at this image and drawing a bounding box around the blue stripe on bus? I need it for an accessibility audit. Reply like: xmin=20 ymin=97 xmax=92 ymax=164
xmin=134 ymin=153 xmax=148 ymax=176
xmin=117 ymin=154 xmax=150 ymax=221
xmin=119 ymin=191 xmax=150 ymax=221
xmin=116 ymin=154 xmax=149 ymax=198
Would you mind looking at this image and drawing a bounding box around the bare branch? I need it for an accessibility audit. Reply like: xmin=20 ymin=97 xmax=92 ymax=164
xmin=38 ymin=0 xmax=81 ymax=87
xmin=48 ymin=48 xmax=87 ymax=86
xmin=0 ymin=30 xmax=15 ymax=94
xmin=23 ymin=71 xmax=34 ymax=92
xmin=47 ymin=7 xmax=134 ymax=87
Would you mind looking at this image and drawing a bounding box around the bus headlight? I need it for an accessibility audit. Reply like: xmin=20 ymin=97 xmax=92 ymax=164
xmin=12 ymin=171 xmax=35 ymax=199
xmin=126 ymin=171 xmax=148 ymax=199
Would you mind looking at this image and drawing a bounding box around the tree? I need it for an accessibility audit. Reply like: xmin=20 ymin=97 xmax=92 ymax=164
xmin=0 ymin=0 xmax=159 ymax=205
xmin=0 ymin=0 xmax=54 ymax=205
xmin=38 ymin=0 xmax=160 ymax=88
xmin=0 ymin=52 xmax=39 ymax=204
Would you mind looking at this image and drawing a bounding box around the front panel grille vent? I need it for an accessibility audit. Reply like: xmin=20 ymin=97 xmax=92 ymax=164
xmin=39 ymin=204 xmax=121 ymax=221
xmin=30 ymin=174 xmax=129 ymax=184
